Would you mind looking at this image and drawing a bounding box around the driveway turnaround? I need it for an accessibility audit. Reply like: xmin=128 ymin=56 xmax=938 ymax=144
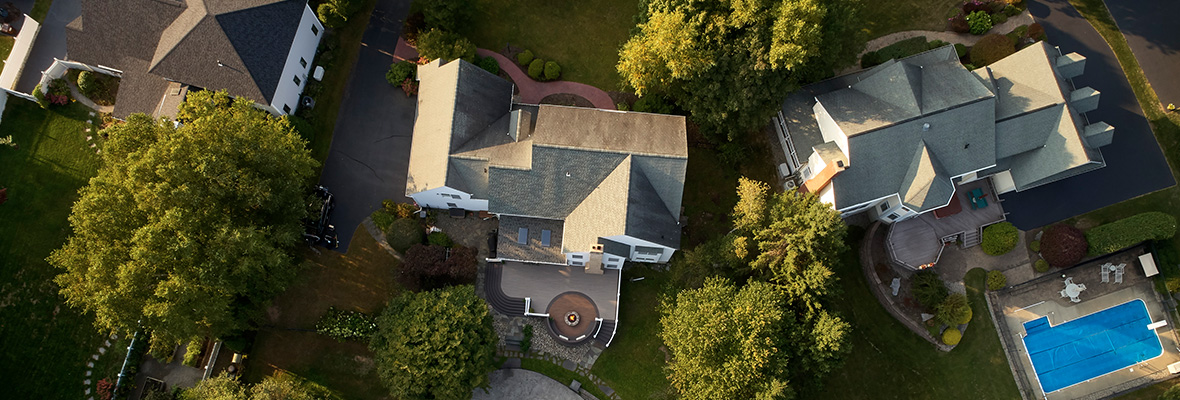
xmin=14 ymin=0 xmax=79 ymax=93
xmin=1104 ymin=0 xmax=1180 ymax=107
xmin=999 ymin=0 xmax=1174 ymax=230
xmin=317 ymin=0 xmax=413 ymax=251
xmin=472 ymin=369 xmax=581 ymax=400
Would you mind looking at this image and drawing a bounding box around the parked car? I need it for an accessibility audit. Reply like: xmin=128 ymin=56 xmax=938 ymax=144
xmin=303 ymin=185 xmax=339 ymax=249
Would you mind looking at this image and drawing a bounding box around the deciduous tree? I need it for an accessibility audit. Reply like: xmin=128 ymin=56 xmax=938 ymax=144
xmin=49 ymin=91 xmax=317 ymax=350
xmin=179 ymin=373 xmax=247 ymax=400
xmin=415 ymin=29 xmax=476 ymax=63
xmin=370 ymin=285 xmax=498 ymax=400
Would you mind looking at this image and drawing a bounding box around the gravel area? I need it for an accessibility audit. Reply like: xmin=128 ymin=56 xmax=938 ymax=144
xmin=492 ymin=313 xmax=593 ymax=364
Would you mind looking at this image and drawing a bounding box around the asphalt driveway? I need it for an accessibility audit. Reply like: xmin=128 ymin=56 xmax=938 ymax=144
xmin=318 ymin=0 xmax=413 ymax=251
xmin=15 ymin=0 xmax=79 ymax=94
xmin=1104 ymin=0 xmax=1180 ymax=107
xmin=998 ymin=0 xmax=1175 ymax=230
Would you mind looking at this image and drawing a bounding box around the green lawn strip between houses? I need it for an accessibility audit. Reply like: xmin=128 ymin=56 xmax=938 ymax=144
xmin=463 ymin=0 xmax=637 ymax=92
xmin=0 ymin=36 xmax=14 ymax=75
xmin=861 ymin=0 xmax=966 ymax=39
xmin=0 ymin=100 xmax=113 ymax=398
xmin=519 ymin=358 xmax=611 ymax=400
xmin=590 ymin=266 xmax=674 ymax=400
xmin=30 ymin=0 xmax=52 ymax=22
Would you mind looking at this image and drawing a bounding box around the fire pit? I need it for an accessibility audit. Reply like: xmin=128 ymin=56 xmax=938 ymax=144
xmin=564 ymin=311 xmax=580 ymax=326
xmin=546 ymin=291 xmax=599 ymax=345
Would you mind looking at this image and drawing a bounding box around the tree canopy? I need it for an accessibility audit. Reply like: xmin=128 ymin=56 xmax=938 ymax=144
xmin=618 ymin=0 xmax=865 ymax=141
xmin=661 ymin=277 xmax=849 ymax=400
xmin=49 ymin=91 xmax=318 ymax=349
xmin=179 ymin=373 xmax=331 ymax=400
xmin=370 ymin=285 xmax=498 ymax=399
xmin=415 ymin=29 xmax=476 ymax=63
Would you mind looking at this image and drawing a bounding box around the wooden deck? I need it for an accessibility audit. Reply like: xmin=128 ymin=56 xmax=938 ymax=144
xmin=887 ymin=179 xmax=1006 ymax=269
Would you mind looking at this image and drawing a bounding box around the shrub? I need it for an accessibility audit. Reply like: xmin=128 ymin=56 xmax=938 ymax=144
xmin=633 ymin=94 xmax=674 ymax=114
xmin=182 ymin=340 xmax=202 ymax=367
xmin=1011 ymin=25 xmax=1029 ymax=39
xmin=971 ymin=33 xmax=1016 ymax=66
xmin=419 ymin=0 xmax=472 ymax=32
xmin=415 ymin=29 xmax=476 ymax=62
xmin=963 ymin=63 xmax=977 ymax=70
xmin=616 ymin=102 xmax=630 ymax=111
xmin=982 ymin=222 xmax=1019 ymax=255
xmin=427 ymin=231 xmax=454 ymax=247
xmin=402 ymin=78 xmax=418 ymax=97
xmin=97 ymin=378 xmax=114 ymax=400
xmin=936 ymin=293 xmax=972 ymax=326
xmin=987 ymin=270 xmax=1007 ymax=290
xmin=317 ymin=2 xmax=346 ymax=28
xmin=403 ymin=244 xmax=478 ymax=287
xmin=1086 ymin=212 xmax=1178 ymax=255
xmin=966 ymin=10 xmax=993 ymax=34
xmin=949 ymin=15 xmax=970 ymax=33
xmin=477 ymin=56 xmax=500 ymax=75
xmin=1034 ymin=259 xmax=1050 ymax=273
xmin=316 ymin=307 xmax=377 ymax=341
xmin=32 ymin=83 xmax=48 ymax=109
xmin=928 ymin=39 xmax=949 ymax=49
xmin=992 ymin=12 xmax=1008 ymax=25
xmin=516 ymin=49 xmax=534 ymax=66
xmin=383 ymin=200 xmax=418 ymax=219
xmin=942 ymin=328 xmax=962 ymax=345
xmin=1028 ymin=23 xmax=1046 ymax=41
xmin=543 ymin=61 xmax=561 ymax=81
xmin=1040 ymin=224 xmax=1087 ymax=267
xmin=386 ymin=61 xmax=416 ymax=86
xmin=77 ymin=70 xmax=97 ymax=96
xmin=527 ymin=59 xmax=545 ymax=80
xmin=387 ymin=218 xmax=425 ymax=252
xmin=1029 ymin=240 xmax=1040 ymax=252
xmin=520 ymin=324 xmax=533 ymax=354
xmin=963 ymin=0 xmax=995 ymax=14
xmin=1003 ymin=4 xmax=1021 ymax=16
xmin=911 ymin=269 xmax=949 ymax=310
xmin=860 ymin=51 xmax=881 ymax=68
xmin=403 ymin=12 xmax=426 ymax=44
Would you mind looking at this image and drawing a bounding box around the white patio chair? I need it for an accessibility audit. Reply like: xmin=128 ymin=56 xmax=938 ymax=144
xmin=1061 ymin=289 xmax=1069 ymax=298
xmin=1071 ymin=297 xmax=1081 ymax=303
xmin=1065 ymin=277 xmax=1074 ymax=285
xmin=1101 ymin=267 xmax=1110 ymax=283
xmin=1115 ymin=271 xmax=1124 ymax=284
xmin=1077 ymin=283 xmax=1086 ymax=291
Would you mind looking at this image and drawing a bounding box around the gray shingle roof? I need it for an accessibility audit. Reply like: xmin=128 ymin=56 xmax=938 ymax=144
xmin=67 ymin=0 xmax=308 ymax=115
xmin=110 ymin=58 xmax=173 ymax=119
xmin=497 ymin=215 xmax=566 ymax=264
xmin=897 ymin=142 xmax=955 ymax=212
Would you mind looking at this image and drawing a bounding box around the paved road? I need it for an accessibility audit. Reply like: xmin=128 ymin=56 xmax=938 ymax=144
xmin=1104 ymin=0 xmax=1180 ymax=107
xmin=998 ymin=0 xmax=1174 ymax=230
xmin=318 ymin=0 xmax=413 ymax=251
xmin=14 ymin=0 xmax=78 ymax=94
xmin=472 ymin=369 xmax=581 ymax=400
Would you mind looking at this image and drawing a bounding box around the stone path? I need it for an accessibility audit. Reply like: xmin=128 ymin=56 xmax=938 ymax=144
xmin=68 ymin=80 xmax=114 ymax=113
xmin=81 ymin=333 xmax=118 ymax=400
xmin=476 ymin=49 xmax=615 ymax=110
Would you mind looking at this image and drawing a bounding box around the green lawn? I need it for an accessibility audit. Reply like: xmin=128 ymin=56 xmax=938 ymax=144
xmin=861 ymin=0 xmax=964 ymax=39
xmin=519 ymin=358 xmax=611 ymax=400
xmin=816 ymin=253 xmax=1020 ymax=399
xmin=590 ymin=266 xmax=674 ymax=400
xmin=30 ymin=0 xmax=53 ymax=22
xmin=1118 ymin=377 xmax=1179 ymax=399
xmin=463 ymin=0 xmax=638 ymax=91
xmin=0 ymin=99 xmax=117 ymax=398
xmin=0 ymin=36 xmax=14 ymax=76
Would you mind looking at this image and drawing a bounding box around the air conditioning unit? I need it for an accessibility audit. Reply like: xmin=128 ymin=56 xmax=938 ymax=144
xmin=783 ymin=180 xmax=798 ymax=191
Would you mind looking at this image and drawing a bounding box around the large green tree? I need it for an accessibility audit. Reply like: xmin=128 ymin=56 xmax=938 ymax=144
xmin=618 ymin=0 xmax=865 ymax=141
xmin=49 ymin=91 xmax=318 ymax=350
xmin=370 ymin=285 xmax=498 ymax=399
xmin=661 ymin=277 xmax=849 ymax=400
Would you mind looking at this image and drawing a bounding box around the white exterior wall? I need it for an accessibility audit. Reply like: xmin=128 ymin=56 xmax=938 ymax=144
xmin=814 ymin=102 xmax=848 ymax=157
xmin=602 ymin=235 xmax=676 ymax=264
xmin=408 ymin=186 xmax=489 ymax=211
xmin=565 ymin=252 xmax=626 ymax=269
xmin=269 ymin=5 xmax=323 ymax=115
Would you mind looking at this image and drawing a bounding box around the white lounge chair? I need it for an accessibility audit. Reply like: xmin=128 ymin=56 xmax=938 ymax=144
xmin=1115 ymin=270 xmax=1124 ymax=284
xmin=1101 ymin=265 xmax=1110 ymax=283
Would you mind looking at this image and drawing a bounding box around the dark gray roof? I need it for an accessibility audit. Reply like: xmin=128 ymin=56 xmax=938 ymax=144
xmin=599 ymin=238 xmax=631 ymax=258
xmin=110 ymin=58 xmax=173 ymax=119
xmin=496 ymin=216 xmax=566 ymax=264
xmin=66 ymin=0 xmax=307 ymax=115
xmin=625 ymin=164 xmax=681 ymax=248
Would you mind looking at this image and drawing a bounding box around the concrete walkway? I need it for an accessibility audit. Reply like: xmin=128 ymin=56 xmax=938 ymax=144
xmin=68 ymin=80 xmax=113 ymax=113
xmin=475 ymin=48 xmax=615 ymax=110
xmin=473 ymin=369 xmax=581 ymax=400
xmin=861 ymin=9 xmax=1035 ymax=56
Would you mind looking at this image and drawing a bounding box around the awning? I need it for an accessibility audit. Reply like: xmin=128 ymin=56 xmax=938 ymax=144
xmin=1139 ymin=253 xmax=1159 ymax=277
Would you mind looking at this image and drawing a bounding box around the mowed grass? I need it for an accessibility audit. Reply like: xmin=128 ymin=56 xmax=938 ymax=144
xmin=590 ymin=266 xmax=674 ymax=400
xmin=0 ymin=99 xmax=117 ymax=398
xmin=244 ymin=226 xmax=402 ymax=400
xmin=0 ymin=36 xmax=14 ymax=76
xmin=861 ymin=0 xmax=964 ymax=38
xmin=814 ymin=253 xmax=1020 ymax=399
xmin=464 ymin=0 xmax=638 ymax=91
xmin=30 ymin=0 xmax=53 ymax=22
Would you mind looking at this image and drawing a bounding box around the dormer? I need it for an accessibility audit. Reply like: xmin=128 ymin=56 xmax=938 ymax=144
xmin=1056 ymin=52 xmax=1086 ymax=80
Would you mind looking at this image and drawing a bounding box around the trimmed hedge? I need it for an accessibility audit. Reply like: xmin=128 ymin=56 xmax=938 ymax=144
xmin=954 ymin=43 xmax=968 ymax=58
xmin=543 ymin=61 xmax=561 ymax=80
xmin=987 ymin=270 xmax=1007 ymax=290
xmin=1040 ymin=224 xmax=1087 ymax=267
xmin=971 ymin=34 xmax=1015 ymax=66
xmin=386 ymin=61 xmax=416 ymax=86
xmin=1028 ymin=240 xmax=1040 ymax=252
xmin=936 ymin=293 xmax=972 ymax=326
xmin=516 ymin=49 xmax=534 ymax=66
xmin=427 ymin=231 xmax=454 ymax=247
xmin=1028 ymin=23 xmax=1047 ymax=41
xmin=477 ymin=56 xmax=500 ymax=75
xmin=1034 ymin=259 xmax=1049 ymax=273
xmin=942 ymin=328 xmax=962 ymax=345
xmin=527 ymin=59 xmax=545 ymax=80
xmin=1086 ymin=212 xmax=1177 ymax=255
xmin=982 ymin=222 xmax=1018 ymax=256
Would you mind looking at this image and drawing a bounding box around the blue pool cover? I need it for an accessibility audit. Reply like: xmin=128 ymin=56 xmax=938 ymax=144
xmin=1022 ymin=299 xmax=1163 ymax=393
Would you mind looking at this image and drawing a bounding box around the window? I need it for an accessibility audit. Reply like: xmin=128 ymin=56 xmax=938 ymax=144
xmin=879 ymin=203 xmax=889 ymax=212
xmin=570 ymin=254 xmax=584 ymax=259
xmin=886 ymin=213 xmax=900 ymax=221
xmin=447 ymin=202 xmax=457 ymax=208
xmin=311 ymin=25 xmax=319 ymax=35
xmin=293 ymin=75 xmax=302 ymax=86
xmin=450 ymin=194 xmax=461 ymax=199
xmin=282 ymin=104 xmax=291 ymax=113
xmin=299 ymin=57 xmax=307 ymax=68
xmin=517 ymin=228 xmax=528 ymax=244
xmin=541 ymin=230 xmax=551 ymax=247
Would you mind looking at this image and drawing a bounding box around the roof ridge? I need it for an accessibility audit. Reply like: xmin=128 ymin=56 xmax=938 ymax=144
xmin=149 ymin=1 xmax=209 ymax=72
xmin=532 ymin=143 xmax=687 ymax=159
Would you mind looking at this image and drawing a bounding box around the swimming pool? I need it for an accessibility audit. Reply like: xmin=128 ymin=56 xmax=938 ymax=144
xmin=1022 ymin=299 xmax=1163 ymax=393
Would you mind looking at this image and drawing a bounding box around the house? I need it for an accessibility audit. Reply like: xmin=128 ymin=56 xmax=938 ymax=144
xmin=774 ymin=42 xmax=1110 ymax=227
xmin=64 ymin=0 xmax=324 ymax=119
xmin=406 ymin=58 xmax=687 ymax=270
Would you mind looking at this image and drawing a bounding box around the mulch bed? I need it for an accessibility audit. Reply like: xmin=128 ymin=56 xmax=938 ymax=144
xmin=608 ymin=91 xmax=637 ymax=109
xmin=540 ymin=93 xmax=593 ymax=108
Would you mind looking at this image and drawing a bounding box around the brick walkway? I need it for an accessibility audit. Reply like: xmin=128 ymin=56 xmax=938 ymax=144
xmin=475 ymin=48 xmax=615 ymax=110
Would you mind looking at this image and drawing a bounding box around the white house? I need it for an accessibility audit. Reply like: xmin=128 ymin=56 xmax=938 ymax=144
xmin=64 ymin=0 xmax=324 ymax=119
xmin=406 ymin=59 xmax=688 ymax=269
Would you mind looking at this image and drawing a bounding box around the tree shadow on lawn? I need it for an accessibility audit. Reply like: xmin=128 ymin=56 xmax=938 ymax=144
xmin=244 ymin=226 xmax=401 ymax=399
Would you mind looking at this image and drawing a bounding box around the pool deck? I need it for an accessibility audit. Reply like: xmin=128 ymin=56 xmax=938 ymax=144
xmin=987 ymin=245 xmax=1180 ymax=400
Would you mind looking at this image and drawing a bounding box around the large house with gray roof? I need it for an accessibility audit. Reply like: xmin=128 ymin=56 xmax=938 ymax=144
xmin=407 ymin=58 xmax=687 ymax=270
xmin=775 ymin=42 xmax=1111 ymax=225
xmin=64 ymin=0 xmax=323 ymax=119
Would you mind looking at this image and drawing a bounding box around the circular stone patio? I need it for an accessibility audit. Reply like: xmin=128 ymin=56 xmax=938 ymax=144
xmin=472 ymin=369 xmax=581 ymax=400
xmin=546 ymin=291 xmax=598 ymax=344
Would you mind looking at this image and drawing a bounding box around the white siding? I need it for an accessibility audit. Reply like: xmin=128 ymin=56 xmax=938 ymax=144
xmin=814 ymin=102 xmax=848 ymax=157
xmin=602 ymin=235 xmax=676 ymax=264
xmin=268 ymin=5 xmax=323 ymax=115
xmin=408 ymin=186 xmax=489 ymax=211
xmin=563 ymin=252 xmax=625 ymax=269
